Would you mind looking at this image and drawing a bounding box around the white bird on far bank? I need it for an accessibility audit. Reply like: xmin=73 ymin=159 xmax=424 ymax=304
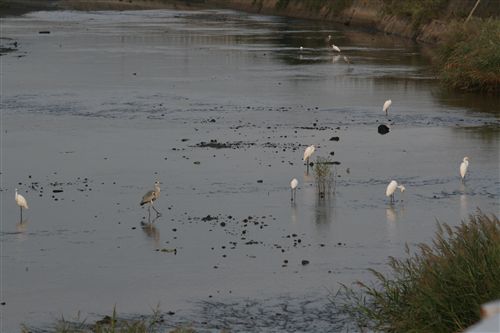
xmin=383 ymin=99 xmax=392 ymax=115
xmin=386 ymin=180 xmax=405 ymax=203
xmin=460 ymin=157 xmax=470 ymax=181
xmin=15 ymin=188 xmax=28 ymax=221
xmin=290 ymin=178 xmax=298 ymax=202
xmin=331 ymin=44 xmax=341 ymax=52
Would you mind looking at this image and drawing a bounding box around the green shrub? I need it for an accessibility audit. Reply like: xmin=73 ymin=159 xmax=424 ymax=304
xmin=337 ymin=211 xmax=500 ymax=332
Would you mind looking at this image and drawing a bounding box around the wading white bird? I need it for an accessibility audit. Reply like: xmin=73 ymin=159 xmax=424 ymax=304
xmin=290 ymin=178 xmax=298 ymax=202
xmin=331 ymin=44 xmax=341 ymax=52
xmin=303 ymin=145 xmax=315 ymax=164
xmin=460 ymin=157 xmax=469 ymax=181
xmin=15 ymin=188 xmax=28 ymax=220
xmin=383 ymin=99 xmax=392 ymax=115
xmin=140 ymin=181 xmax=161 ymax=218
xmin=386 ymin=180 xmax=405 ymax=203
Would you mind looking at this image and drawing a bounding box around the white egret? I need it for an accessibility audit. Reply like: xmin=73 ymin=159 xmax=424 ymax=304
xmin=140 ymin=181 xmax=161 ymax=218
xmin=290 ymin=178 xmax=298 ymax=202
xmin=386 ymin=180 xmax=405 ymax=203
xmin=460 ymin=157 xmax=469 ymax=181
xmin=331 ymin=44 xmax=341 ymax=52
xmin=326 ymin=35 xmax=332 ymax=42
xmin=343 ymin=55 xmax=350 ymax=64
xmin=303 ymin=145 xmax=315 ymax=164
xmin=15 ymin=188 xmax=28 ymax=220
xmin=299 ymin=46 xmax=303 ymax=51
xmin=383 ymin=99 xmax=392 ymax=115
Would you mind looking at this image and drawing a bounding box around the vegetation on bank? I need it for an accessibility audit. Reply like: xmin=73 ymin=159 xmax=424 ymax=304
xmin=337 ymin=211 xmax=500 ymax=332
xmin=437 ymin=18 xmax=500 ymax=93
xmin=22 ymin=306 xmax=198 ymax=333
xmin=381 ymin=0 xmax=450 ymax=29
xmin=274 ymin=0 xmax=352 ymax=15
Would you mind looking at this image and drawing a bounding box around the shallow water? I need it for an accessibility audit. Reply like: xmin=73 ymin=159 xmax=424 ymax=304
xmin=1 ymin=9 xmax=499 ymax=332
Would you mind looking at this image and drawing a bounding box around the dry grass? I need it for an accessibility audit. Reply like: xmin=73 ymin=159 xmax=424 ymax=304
xmin=437 ymin=18 xmax=500 ymax=93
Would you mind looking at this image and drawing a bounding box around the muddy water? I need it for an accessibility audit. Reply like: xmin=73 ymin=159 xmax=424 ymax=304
xmin=1 ymin=9 xmax=499 ymax=331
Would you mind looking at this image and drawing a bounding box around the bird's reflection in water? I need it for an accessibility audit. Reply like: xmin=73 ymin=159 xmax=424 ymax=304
xmin=16 ymin=219 xmax=29 ymax=242
xmin=141 ymin=217 xmax=160 ymax=247
xmin=386 ymin=204 xmax=405 ymax=241
xmin=303 ymin=169 xmax=314 ymax=183
xmin=290 ymin=201 xmax=298 ymax=225
xmin=460 ymin=193 xmax=468 ymax=220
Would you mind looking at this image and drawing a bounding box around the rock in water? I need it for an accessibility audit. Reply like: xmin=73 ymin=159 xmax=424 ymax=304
xmin=378 ymin=124 xmax=390 ymax=135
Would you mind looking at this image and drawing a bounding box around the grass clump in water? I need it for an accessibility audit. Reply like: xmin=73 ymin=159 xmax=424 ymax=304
xmin=313 ymin=156 xmax=336 ymax=197
xmin=437 ymin=18 xmax=500 ymax=93
xmin=337 ymin=211 xmax=500 ymax=332
xmin=24 ymin=306 xmax=175 ymax=333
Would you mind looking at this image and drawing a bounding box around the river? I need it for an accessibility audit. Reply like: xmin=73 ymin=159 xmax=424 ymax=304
xmin=1 ymin=9 xmax=499 ymax=332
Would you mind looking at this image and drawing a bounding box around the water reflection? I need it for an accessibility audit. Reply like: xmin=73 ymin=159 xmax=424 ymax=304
xmin=313 ymin=194 xmax=336 ymax=227
xmin=459 ymin=182 xmax=469 ymax=220
xmin=141 ymin=220 xmax=160 ymax=247
xmin=385 ymin=204 xmax=405 ymax=241
xmin=290 ymin=202 xmax=298 ymax=225
xmin=16 ymin=220 xmax=29 ymax=242
xmin=433 ymin=89 xmax=500 ymax=116
xmin=451 ymin=126 xmax=500 ymax=146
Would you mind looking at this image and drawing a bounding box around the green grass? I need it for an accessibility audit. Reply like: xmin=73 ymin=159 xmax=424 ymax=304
xmin=437 ymin=18 xmax=500 ymax=93
xmin=336 ymin=211 xmax=500 ymax=332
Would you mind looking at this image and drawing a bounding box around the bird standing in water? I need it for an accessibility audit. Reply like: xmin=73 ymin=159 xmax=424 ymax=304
xmin=383 ymin=99 xmax=392 ymax=115
xmin=15 ymin=188 xmax=28 ymax=221
xmin=303 ymin=145 xmax=315 ymax=173
xmin=290 ymin=178 xmax=298 ymax=202
xmin=460 ymin=157 xmax=469 ymax=181
xmin=386 ymin=180 xmax=405 ymax=203
xmin=140 ymin=181 xmax=161 ymax=219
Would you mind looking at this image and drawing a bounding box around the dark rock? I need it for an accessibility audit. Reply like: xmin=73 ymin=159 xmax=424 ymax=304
xmin=378 ymin=124 xmax=390 ymax=135
xmin=38 ymin=31 xmax=51 ymax=34
xmin=329 ymin=136 xmax=340 ymax=141
xmin=301 ymin=260 xmax=310 ymax=266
